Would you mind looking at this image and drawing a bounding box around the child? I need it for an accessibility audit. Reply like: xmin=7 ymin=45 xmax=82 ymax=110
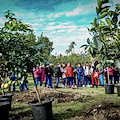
xmin=91 ymin=68 xmax=100 ymax=88
xmin=66 ymin=63 xmax=74 ymax=88
xmin=113 ymin=66 xmax=119 ymax=84
xmin=71 ymin=65 xmax=77 ymax=88
xmin=8 ymin=73 xmax=16 ymax=91
xmin=33 ymin=65 xmax=41 ymax=86
xmin=23 ymin=73 xmax=29 ymax=90
xmin=83 ymin=62 xmax=90 ymax=87
xmin=61 ymin=63 xmax=66 ymax=88
xmin=39 ymin=65 xmax=45 ymax=86
xmin=55 ymin=63 xmax=62 ymax=88
xmin=45 ymin=64 xmax=53 ymax=88
xmin=76 ymin=63 xmax=84 ymax=87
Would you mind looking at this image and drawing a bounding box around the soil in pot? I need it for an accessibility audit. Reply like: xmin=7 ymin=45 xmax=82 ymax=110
xmin=0 ymin=102 xmax=10 ymax=120
xmin=105 ymin=84 xmax=114 ymax=94
xmin=28 ymin=98 xmax=54 ymax=120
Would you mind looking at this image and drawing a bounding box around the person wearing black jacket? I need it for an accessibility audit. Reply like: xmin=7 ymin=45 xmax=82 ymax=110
xmin=55 ymin=63 xmax=62 ymax=88
xmin=45 ymin=64 xmax=53 ymax=88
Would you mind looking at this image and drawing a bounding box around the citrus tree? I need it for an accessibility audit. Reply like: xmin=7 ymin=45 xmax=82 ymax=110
xmin=81 ymin=0 xmax=120 ymax=67
xmin=0 ymin=10 xmax=44 ymax=95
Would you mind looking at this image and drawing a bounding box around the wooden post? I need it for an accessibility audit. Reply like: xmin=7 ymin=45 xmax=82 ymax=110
xmin=107 ymin=67 xmax=110 ymax=84
xmin=32 ymin=73 xmax=41 ymax=103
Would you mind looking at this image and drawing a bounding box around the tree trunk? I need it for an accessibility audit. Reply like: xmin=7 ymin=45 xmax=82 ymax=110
xmin=32 ymin=73 xmax=41 ymax=103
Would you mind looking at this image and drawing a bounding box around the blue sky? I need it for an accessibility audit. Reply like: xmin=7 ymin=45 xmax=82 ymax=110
xmin=0 ymin=0 xmax=119 ymax=55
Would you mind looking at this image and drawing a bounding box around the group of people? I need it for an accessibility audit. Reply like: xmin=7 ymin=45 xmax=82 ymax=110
xmin=33 ymin=58 xmax=120 ymax=89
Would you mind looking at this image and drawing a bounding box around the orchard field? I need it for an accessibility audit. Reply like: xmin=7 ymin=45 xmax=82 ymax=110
xmin=7 ymin=75 xmax=120 ymax=120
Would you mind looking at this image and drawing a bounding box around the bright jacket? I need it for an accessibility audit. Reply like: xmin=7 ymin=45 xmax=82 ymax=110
xmin=65 ymin=66 xmax=74 ymax=77
xmin=104 ymin=68 xmax=114 ymax=76
xmin=39 ymin=68 xmax=45 ymax=82
xmin=108 ymin=68 xmax=113 ymax=75
xmin=76 ymin=67 xmax=84 ymax=76
xmin=33 ymin=67 xmax=41 ymax=78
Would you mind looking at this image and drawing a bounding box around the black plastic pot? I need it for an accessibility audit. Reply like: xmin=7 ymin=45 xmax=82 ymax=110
xmin=105 ymin=84 xmax=114 ymax=94
xmin=0 ymin=93 xmax=14 ymax=110
xmin=0 ymin=102 xmax=10 ymax=120
xmin=28 ymin=98 xmax=54 ymax=120
xmin=117 ymin=86 xmax=120 ymax=96
xmin=0 ymin=98 xmax=11 ymax=110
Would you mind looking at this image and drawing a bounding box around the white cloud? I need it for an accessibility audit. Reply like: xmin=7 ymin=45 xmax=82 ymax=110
xmin=65 ymin=6 xmax=82 ymax=17
xmin=0 ymin=17 xmax=5 ymax=24
xmin=57 ymin=30 xmax=65 ymax=33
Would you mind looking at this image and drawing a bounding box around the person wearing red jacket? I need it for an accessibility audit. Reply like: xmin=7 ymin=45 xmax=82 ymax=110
xmin=66 ymin=63 xmax=74 ymax=88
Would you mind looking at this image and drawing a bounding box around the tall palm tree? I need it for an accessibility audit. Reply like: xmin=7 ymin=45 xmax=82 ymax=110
xmin=70 ymin=42 xmax=76 ymax=53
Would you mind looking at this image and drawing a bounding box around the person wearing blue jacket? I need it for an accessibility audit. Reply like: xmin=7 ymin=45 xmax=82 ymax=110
xmin=8 ymin=73 xmax=16 ymax=91
xmin=76 ymin=63 xmax=84 ymax=87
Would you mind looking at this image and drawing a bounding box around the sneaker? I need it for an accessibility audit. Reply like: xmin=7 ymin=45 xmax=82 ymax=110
xmin=61 ymin=84 xmax=64 ymax=88
xmin=67 ymin=85 xmax=69 ymax=88
xmin=75 ymin=85 xmax=77 ymax=88
xmin=86 ymin=85 xmax=90 ymax=87
xmin=83 ymin=85 xmax=85 ymax=87
xmin=72 ymin=85 xmax=74 ymax=88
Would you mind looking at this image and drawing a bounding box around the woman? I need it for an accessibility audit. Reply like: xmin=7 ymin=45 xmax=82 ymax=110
xmin=61 ymin=63 xmax=66 ymax=88
xmin=91 ymin=67 xmax=100 ymax=88
xmin=66 ymin=63 xmax=74 ymax=88
xmin=55 ymin=63 xmax=62 ymax=88
xmin=83 ymin=62 xmax=90 ymax=87
xmin=39 ymin=65 xmax=45 ymax=86
xmin=76 ymin=63 xmax=84 ymax=87
xmin=33 ymin=65 xmax=41 ymax=86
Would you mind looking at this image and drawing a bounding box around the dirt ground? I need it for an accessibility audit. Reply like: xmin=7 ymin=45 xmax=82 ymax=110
xmin=12 ymin=87 xmax=90 ymax=104
xmin=67 ymin=102 xmax=120 ymax=120
xmin=10 ymin=87 xmax=120 ymax=120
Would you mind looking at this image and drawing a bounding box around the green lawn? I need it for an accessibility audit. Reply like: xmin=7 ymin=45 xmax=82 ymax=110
xmin=7 ymin=75 xmax=120 ymax=120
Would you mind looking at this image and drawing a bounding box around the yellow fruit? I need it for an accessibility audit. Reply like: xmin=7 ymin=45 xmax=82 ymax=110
xmin=8 ymin=81 xmax=12 ymax=85
xmin=18 ymin=80 xmax=20 ymax=84
xmin=97 ymin=64 xmax=101 ymax=68
xmin=1 ymin=84 xmax=4 ymax=88
xmin=4 ymin=83 xmax=9 ymax=89
xmin=15 ymin=82 xmax=19 ymax=86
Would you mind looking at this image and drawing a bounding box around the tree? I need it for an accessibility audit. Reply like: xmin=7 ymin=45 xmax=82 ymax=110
xmin=81 ymin=0 xmax=120 ymax=67
xmin=37 ymin=33 xmax=54 ymax=60
xmin=70 ymin=41 xmax=76 ymax=52
xmin=0 ymin=10 xmax=44 ymax=98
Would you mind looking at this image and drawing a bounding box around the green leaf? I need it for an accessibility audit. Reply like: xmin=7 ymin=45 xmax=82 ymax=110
xmin=99 ymin=12 xmax=108 ymax=19
xmin=101 ymin=8 xmax=109 ymax=14
xmin=94 ymin=39 xmax=102 ymax=50
xmin=97 ymin=0 xmax=102 ymax=9
xmin=94 ymin=17 xmax=97 ymax=27
xmin=96 ymin=7 xmax=99 ymax=15
xmin=115 ymin=59 xmax=120 ymax=68
xmin=116 ymin=4 xmax=120 ymax=10
xmin=105 ymin=18 xmax=111 ymax=27
xmin=87 ymin=38 xmax=90 ymax=44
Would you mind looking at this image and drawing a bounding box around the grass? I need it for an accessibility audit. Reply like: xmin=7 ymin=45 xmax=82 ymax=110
xmin=4 ymin=75 xmax=120 ymax=120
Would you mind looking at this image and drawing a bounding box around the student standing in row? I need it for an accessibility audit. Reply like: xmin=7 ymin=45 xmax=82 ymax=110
xmin=45 ymin=64 xmax=53 ymax=88
xmin=66 ymin=63 xmax=74 ymax=88
xmin=55 ymin=63 xmax=62 ymax=88
xmin=61 ymin=63 xmax=66 ymax=88
xmin=76 ymin=63 xmax=84 ymax=87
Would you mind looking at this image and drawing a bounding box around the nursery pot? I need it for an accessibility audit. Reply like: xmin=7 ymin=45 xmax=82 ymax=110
xmin=0 ymin=93 xmax=14 ymax=110
xmin=28 ymin=98 xmax=54 ymax=120
xmin=0 ymin=102 xmax=10 ymax=120
xmin=105 ymin=84 xmax=114 ymax=94
xmin=117 ymin=86 xmax=120 ymax=97
xmin=0 ymin=98 xmax=11 ymax=110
